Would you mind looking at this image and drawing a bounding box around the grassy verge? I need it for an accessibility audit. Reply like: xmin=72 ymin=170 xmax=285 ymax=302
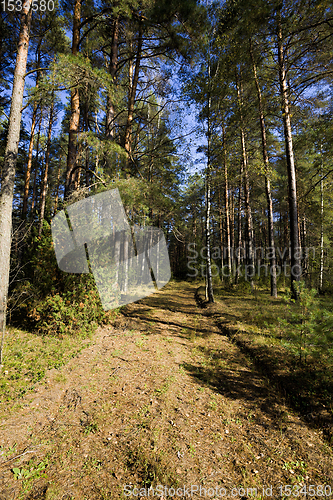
xmin=196 ymin=281 xmax=333 ymax=442
xmin=0 ymin=327 xmax=91 ymax=416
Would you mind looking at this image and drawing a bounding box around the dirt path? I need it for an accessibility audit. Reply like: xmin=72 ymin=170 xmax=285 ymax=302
xmin=0 ymin=282 xmax=332 ymax=499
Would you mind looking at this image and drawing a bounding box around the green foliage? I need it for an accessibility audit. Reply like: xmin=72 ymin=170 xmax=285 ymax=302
xmin=82 ymin=420 xmax=99 ymax=435
xmin=278 ymin=281 xmax=333 ymax=364
xmin=31 ymin=275 xmax=109 ymax=337
xmin=0 ymin=327 xmax=86 ymax=404
xmin=12 ymin=460 xmax=48 ymax=481
xmin=12 ymin=224 xmax=116 ymax=338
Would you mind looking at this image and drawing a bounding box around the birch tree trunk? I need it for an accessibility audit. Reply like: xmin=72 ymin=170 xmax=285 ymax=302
xmin=0 ymin=0 xmax=32 ymax=357
xmin=205 ymin=160 xmax=214 ymax=302
xmin=205 ymin=46 xmax=214 ymax=303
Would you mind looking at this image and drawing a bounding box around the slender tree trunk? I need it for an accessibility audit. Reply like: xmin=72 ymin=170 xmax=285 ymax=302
xmin=319 ymin=157 xmax=324 ymax=292
xmin=277 ymin=12 xmax=301 ymax=298
xmin=235 ymin=165 xmax=243 ymax=285
xmin=22 ymin=101 xmax=38 ymax=218
xmin=74 ymin=139 xmax=82 ymax=190
xmin=39 ymin=99 xmax=54 ymax=237
xmin=230 ymin=186 xmax=234 ymax=264
xmin=236 ymin=73 xmax=254 ymax=290
xmin=0 ymin=1 xmax=32 ymax=356
xmin=250 ymin=39 xmax=277 ymax=297
xmin=218 ymin=186 xmax=224 ymax=279
xmin=22 ymin=50 xmax=40 ymax=218
xmin=222 ymin=124 xmax=231 ymax=280
xmin=53 ymin=155 xmax=62 ymax=215
xmin=65 ymin=0 xmax=81 ymax=199
xmin=205 ymin=165 xmax=214 ymax=302
xmin=205 ymin=49 xmax=214 ymax=303
xmin=243 ymin=153 xmax=254 ymax=276
xmin=124 ymin=20 xmax=143 ymax=162
xmin=31 ymin=118 xmax=41 ymax=216
xmin=83 ymin=99 xmax=90 ymax=189
xmin=106 ymin=17 xmax=119 ymax=141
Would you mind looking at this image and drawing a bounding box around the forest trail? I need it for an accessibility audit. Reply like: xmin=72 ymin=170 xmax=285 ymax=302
xmin=0 ymin=281 xmax=332 ymax=499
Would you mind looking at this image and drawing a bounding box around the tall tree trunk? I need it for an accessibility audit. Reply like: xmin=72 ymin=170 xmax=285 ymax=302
xmin=39 ymin=99 xmax=54 ymax=237
xmin=106 ymin=17 xmax=119 ymax=141
xmin=236 ymin=73 xmax=254 ymax=289
xmin=205 ymin=61 xmax=214 ymax=303
xmin=218 ymin=186 xmax=224 ymax=279
xmin=230 ymin=186 xmax=234 ymax=263
xmin=235 ymin=164 xmax=243 ymax=285
xmin=22 ymin=100 xmax=38 ymax=218
xmin=205 ymin=165 xmax=214 ymax=302
xmin=319 ymin=156 xmax=324 ymax=292
xmin=74 ymin=139 xmax=82 ymax=190
xmin=222 ymin=124 xmax=232 ymax=280
xmin=124 ymin=20 xmax=143 ymax=163
xmin=53 ymin=154 xmax=62 ymax=215
xmin=31 ymin=118 xmax=41 ymax=216
xmin=22 ymin=48 xmax=41 ymax=218
xmin=277 ymin=12 xmax=301 ymax=299
xmin=65 ymin=0 xmax=81 ymax=199
xmin=0 ymin=0 xmax=32 ymax=358
xmin=250 ymin=39 xmax=277 ymax=297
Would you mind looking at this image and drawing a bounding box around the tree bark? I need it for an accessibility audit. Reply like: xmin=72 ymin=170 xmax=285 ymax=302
xmin=205 ymin=63 xmax=214 ymax=303
xmin=39 ymin=99 xmax=54 ymax=237
xmin=53 ymin=154 xmax=62 ymax=215
xmin=106 ymin=17 xmax=119 ymax=141
xmin=124 ymin=20 xmax=143 ymax=162
xmin=22 ymin=49 xmax=40 ymax=218
xmin=249 ymin=39 xmax=277 ymax=297
xmin=222 ymin=124 xmax=232 ymax=280
xmin=236 ymin=73 xmax=254 ymax=290
xmin=230 ymin=186 xmax=234 ymax=262
xmin=277 ymin=12 xmax=301 ymax=299
xmin=0 ymin=0 xmax=32 ymax=355
xmin=65 ymin=0 xmax=81 ymax=199
xmin=319 ymin=156 xmax=324 ymax=291
xmin=31 ymin=117 xmax=41 ymax=216
xmin=235 ymin=164 xmax=243 ymax=285
xmin=218 ymin=185 xmax=224 ymax=278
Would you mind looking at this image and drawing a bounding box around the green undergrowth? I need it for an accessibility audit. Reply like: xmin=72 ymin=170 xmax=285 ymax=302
xmin=9 ymin=226 xmax=118 ymax=337
xmin=202 ymin=281 xmax=333 ymax=437
xmin=0 ymin=327 xmax=90 ymax=410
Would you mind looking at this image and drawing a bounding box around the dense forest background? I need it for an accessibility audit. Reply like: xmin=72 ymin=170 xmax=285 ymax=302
xmin=1 ymin=0 xmax=333 ymax=337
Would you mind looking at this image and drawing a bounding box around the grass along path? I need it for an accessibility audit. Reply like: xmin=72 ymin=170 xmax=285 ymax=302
xmin=0 ymin=281 xmax=332 ymax=499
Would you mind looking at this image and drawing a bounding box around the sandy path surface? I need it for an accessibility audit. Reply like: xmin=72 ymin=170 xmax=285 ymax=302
xmin=0 ymin=282 xmax=332 ymax=499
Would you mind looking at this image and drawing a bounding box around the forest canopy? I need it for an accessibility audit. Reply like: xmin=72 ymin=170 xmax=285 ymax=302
xmin=1 ymin=0 xmax=333 ymax=335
